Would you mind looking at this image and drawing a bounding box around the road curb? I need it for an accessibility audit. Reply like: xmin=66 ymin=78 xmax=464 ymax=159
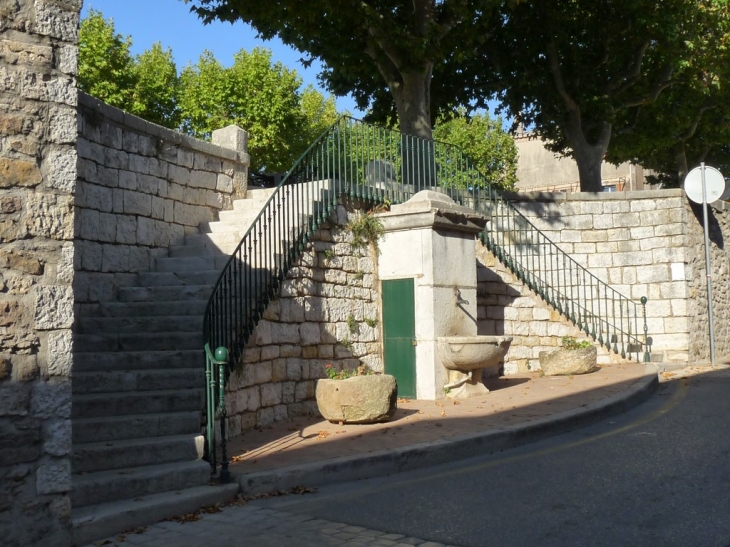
xmin=237 ymin=365 xmax=659 ymax=494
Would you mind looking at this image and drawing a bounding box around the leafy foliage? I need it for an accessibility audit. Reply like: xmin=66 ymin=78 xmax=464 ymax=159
xmin=561 ymin=336 xmax=593 ymax=350
xmin=78 ymin=9 xmax=137 ymax=110
xmin=433 ymin=110 xmax=518 ymax=190
xmin=183 ymin=0 xmax=501 ymax=138
xmin=79 ymin=11 xmax=179 ymax=128
xmin=606 ymin=0 xmax=730 ymax=186
xmin=481 ymin=0 xmax=701 ymax=191
xmin=78 ymin=10 xmax=340 ymax=172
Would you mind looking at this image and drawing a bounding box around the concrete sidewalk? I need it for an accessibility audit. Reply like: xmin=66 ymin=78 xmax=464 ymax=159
xmin=84 ymin=362 xmax=660 ymax=547
xmin=229 ymin=361 xmax=657 ymax=494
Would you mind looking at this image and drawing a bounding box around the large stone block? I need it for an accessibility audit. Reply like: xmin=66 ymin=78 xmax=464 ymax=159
xmin=34 ymin=286 xmax=73 ymax=329
xmin=315 ymin=374 xmax=397 ymax=424
xmin=539 ymin=346 xmax=598 ymax=376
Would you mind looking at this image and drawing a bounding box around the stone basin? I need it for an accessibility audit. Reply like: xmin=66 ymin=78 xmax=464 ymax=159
xmin=437 ymin=336 xmax=512 ymax=371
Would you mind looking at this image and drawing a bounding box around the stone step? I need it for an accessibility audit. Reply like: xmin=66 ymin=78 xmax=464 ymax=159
xmin=72 ymin=460 xmax=211 ymax=509
xmin=217 ymin=208 xmax=259 ymax=225
xmin=137 ymin=270 xmax=221 ymax=287
xmin=73 ymin=368 xmax=203 ymax=395
xmin=155 ymin=255 xmax=229 ymax=273
xmin=117 ymin=284 xmax=214 ymax=302
xmin=80 ymin=300 xmax=209 ymax=318
xmin=72 ymin=388 xmax=204 ymax=418
xmin=72 ymin=483 xmax=240 ymax=547
xmin=72 ymin=433 xmax=205 ymax=474
xmin=73 ymin=350 xmax=201 ymax=373
xmin=185 ymin=232 xmax=242 ymax=249
xmin=73 ymin=332 xmax=201 ymax=353
xmin=77 ymin=315 xmax=202 ymax=335
xmin=72 ymin=411 xmax=201 ymax=444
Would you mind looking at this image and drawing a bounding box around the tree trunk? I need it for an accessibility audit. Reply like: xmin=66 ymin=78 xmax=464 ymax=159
xmin=391 ymin=67 xmax=433 ymax=139
xmin=675 ymin=142 xmax=689 ymax=187
xmin=563 ymin=119 xmax=611 ymax=192
xmin=572 ymin=143 xmax=607 ymax=192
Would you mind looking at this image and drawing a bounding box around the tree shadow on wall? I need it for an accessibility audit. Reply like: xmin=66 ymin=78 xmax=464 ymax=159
xmin=689 ymin=200 xmax=724 ymax=249
xmin=475 ymin=260 xmax=522 ymax=337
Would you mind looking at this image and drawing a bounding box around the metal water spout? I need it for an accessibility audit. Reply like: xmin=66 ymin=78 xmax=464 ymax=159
xmin=454 ymin=288 xmax=469 ymax=306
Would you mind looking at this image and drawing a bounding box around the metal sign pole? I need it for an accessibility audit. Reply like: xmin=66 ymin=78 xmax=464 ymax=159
xmin=701 ymin=162 xmax=716 ymax=365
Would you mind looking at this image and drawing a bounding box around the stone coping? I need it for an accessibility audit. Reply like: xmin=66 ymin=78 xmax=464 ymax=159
xmin=503 ymin=188 xmax=683 ymax=201
xmin=78 ymin=92 xmax=242 ymax=163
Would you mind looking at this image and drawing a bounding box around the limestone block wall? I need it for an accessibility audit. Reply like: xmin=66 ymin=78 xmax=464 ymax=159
xmin=477 ymin=244 xmax=625 ymax=373
xmin=505 ymin=190 xmax=689 ymax=362
xmin=74 ymin=93 xmax=249 ymax=303
xmin=225 ymin=205 xmax=382 ymax=435
xmin=0 ymin=1 xmax=80 ymax=545
xmin=685 ymin=200 xmax=730 ymax=362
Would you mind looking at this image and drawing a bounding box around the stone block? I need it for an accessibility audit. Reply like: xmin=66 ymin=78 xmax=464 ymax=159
xmin=260 ymin=383 xmax=282 ymax=407
xmin=254 ymin=361 xmax=272 ymax=384
xmin=46 ymin=331 xmax=72 ymax=377
xmin=315 ymin=375 xmax=397 ymax=423
xmin=101 ymin=244 xmax=130 ymax=272
xmin=277 ymin=343 xmax=300 ymax=358
xmin=43 ymin=419 xmax=71 ymax=457
xmin=300 ymin=322 xmax=321 ymax=346
xmin=123 ymin=190 xmax=152 ymax=216
xmin=97 ymin=212 xmax=117 ymax=243
xmin=287 ymin=359 xmax=303 ymax=381
xmin=34 ymin=286 xmax=73 ymax=329
xmin=36 ymin=458 xmax=71 ymax=495
xmin=636 ymin=265 xmax=669 ymax=283
xmin=31 ymin=380 xmax=71 ymax=419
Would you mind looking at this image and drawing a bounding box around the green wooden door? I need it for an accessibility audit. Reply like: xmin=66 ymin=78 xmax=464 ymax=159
xmin=382 ymin=278 xmax=416 ymax=398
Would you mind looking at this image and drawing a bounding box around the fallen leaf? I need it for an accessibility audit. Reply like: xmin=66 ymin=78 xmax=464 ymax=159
xmin=317 ymin=431 xmax=329 ymax=440
xmin=440 ymin=410 xmax=446 ymax=416
xmin=453 ymin=401 xmax=460 ymax=405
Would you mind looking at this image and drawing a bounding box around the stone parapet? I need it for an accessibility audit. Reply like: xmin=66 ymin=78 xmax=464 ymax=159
xmin=74 ymin=92 xmax=249 ymax=303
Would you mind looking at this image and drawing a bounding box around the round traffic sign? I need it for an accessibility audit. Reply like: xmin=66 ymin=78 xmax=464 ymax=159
xmin=684 ymin=165 xmax=726 ymax=204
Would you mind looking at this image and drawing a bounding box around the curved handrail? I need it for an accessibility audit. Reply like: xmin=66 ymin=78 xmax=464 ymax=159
xmin=201 ymin=116 xmax=650 ymax=478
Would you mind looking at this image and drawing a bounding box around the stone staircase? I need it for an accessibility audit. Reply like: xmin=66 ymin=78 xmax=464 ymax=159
xmin=71 ymin=187 xmax=278 ymax=545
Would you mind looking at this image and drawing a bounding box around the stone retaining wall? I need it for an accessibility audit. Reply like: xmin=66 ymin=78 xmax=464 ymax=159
xmin=225 ymin=204 xmax=382 ymax=435
xmin=74 ymin=93 xmax=249 ymax=303
xmin=0 ymin=1 xmax=79 ymax=544
xmin=685 ymin=200 xmax=730 ymax=362
xmin=505 ymin=190 xmax=689 ymax=362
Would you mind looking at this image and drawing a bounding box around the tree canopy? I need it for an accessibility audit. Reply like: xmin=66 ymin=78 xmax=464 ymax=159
xmin=478 ymin=0 xmax=705 ymax=192
xmin=433 ymin=110 xmax=518 ymax=189
xmin=178 ymin=48 xmax=338 ymax=171
xmin=78 ymin=10 xmax=338 ymax=172
xmin=606 ymin=0 xmax=730 ymax=186
xmin=183 ymin=0 xmax=499 ymax=140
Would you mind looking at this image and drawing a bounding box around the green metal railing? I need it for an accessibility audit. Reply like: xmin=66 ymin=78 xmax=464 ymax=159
xmin=202 ymin=116 xmax=650 ymax=479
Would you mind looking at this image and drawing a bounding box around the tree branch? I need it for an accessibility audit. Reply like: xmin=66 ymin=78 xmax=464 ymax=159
xmin=606 ymin=41 xmax=649 ymax=95
xmin=546 ymin=42 xmax=580 ymax=114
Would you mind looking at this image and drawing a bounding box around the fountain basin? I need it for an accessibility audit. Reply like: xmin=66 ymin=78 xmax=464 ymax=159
xmin=437 ymin=336 xmax=512 ymax=371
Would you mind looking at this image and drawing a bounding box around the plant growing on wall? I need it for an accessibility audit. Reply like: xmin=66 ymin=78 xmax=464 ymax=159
xmin=347 ymin=212 xmax=384 ymax=253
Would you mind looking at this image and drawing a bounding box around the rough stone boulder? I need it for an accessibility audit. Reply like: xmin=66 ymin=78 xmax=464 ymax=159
xmin=538 ymin=346 xmax=598 ymax=376
xmin=316 ymin=374 xmax=398 ymax=424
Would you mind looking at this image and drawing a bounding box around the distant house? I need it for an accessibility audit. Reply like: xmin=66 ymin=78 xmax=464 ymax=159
xmin=514 ymin=131 xmax=651 ymax=193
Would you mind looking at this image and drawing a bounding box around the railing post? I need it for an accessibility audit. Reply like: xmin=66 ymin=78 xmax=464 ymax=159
xmin=641 ymin=296 xmax=650 ymax=363
xmin=214 ymin=346 xmax=231 ymax=483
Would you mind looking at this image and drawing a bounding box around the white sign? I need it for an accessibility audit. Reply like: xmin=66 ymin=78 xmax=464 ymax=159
xmin=684 ymin=165 xmax=726 ymax=204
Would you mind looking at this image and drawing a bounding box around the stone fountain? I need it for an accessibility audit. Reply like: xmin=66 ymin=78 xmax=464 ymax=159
xmin=377 ymin=190 xmax=512 ymax=399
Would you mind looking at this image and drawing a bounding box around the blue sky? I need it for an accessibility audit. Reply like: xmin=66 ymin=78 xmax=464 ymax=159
xmin=81 ymin=0 xmax=362 ymax=115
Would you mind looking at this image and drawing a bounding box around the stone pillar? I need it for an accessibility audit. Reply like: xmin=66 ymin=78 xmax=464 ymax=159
xmin=0 ymin=1 xmax=79 ymax=545
xmin=212 ymin=125 xmax=250 ymax=197
xmin=377 ymin=191 xmax=486 ymax=399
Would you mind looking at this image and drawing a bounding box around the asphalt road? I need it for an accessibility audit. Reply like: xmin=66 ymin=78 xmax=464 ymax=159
xmin=251 ymin=368 xmax=730 ymax=547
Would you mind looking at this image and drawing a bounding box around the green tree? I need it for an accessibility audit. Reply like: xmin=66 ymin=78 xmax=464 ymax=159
xmin=607 ymin=0 xmax=730 ymax=186
xmin=183 ymin=0 xmax=499 ymax=140
xmin=78 ymin=9 xmax=136 ymax=109
xmin=480 ymin=0 xmax=702 ymax=191
xmin=433 ymin=110 xmax=517 ymax=190
xmin=131 ymin=43 xmax=180 ymax=128
xmin=178 ymin=47 xmax=326 ymax=172
xmin=79 ymin=10 xmax=180 ymax=129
